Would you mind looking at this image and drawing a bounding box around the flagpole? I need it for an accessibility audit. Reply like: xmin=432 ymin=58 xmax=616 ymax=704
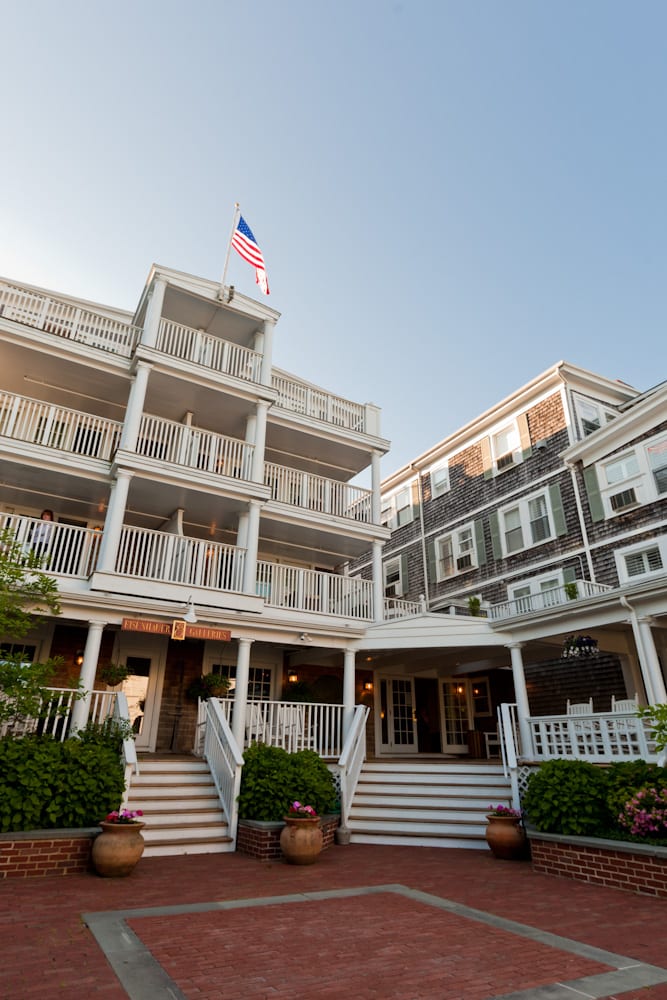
xmin=220 ymin=202 xmax=241 ymax=292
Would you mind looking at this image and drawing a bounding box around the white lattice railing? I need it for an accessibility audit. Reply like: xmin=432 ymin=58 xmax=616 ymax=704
xmin=156 ymin=318 xmax=262 ymax=383
xmin=271 ymin=373 xmax=366 ymax=432
xmin=338 ymin=704 xmax=370 ymax=827
xmin=0 ymin=279 xmax=139 ymax=357
xmin=0 ymin=390 xmax=122 ymax=460
xmin=0 ymin=514 xmax=102 ymax=578
xmin=216 ymin=699 xmax=345 ymax=758
xmin=137 ymin=415 xmax=253 ymax=479
xmin=264 ymin=463 xmax=372 ymax=522
xmin=488 ymin=580 xmax=613 ymax=621
xmin=115 ymin=526 xmax=245 ymax=591
xmin=529 ymin=709 xmax=656 ymax=762
xmin=256 ymin=562 xmax=373 ymax=620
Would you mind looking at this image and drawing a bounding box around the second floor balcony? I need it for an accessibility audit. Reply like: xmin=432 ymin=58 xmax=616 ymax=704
xmin=488 ymin=579 xmax=614 ymax=622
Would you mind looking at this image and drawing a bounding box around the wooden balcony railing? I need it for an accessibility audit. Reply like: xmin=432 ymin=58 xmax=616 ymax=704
xmin=271 ymin=373 xmax=366 ymax=432
xmin=212 ymin=698 xmax=345 ymax=757
xmin=488 ymin=579 xmax=613 ymax=622
xmin=256 ymin=561 xmax=373 ymax=619
xmin=0 ymin=279 xmax=139 ymax=357
xmin=156 ymin=319 xmax=262 ymax=383
xmin=0 ymin=390 xmax=122 ymax=460
xmin=115 ymin=526 xmax=245 ymax=591
xmin=0 ymin=514 xmax=102 ymax=578
xmin=264 ymin=462 xmax=372 ymax=522
xmin=136 ymin=415 xmax=253 ymax=479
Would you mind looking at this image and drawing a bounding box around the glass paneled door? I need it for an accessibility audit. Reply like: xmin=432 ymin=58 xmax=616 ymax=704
xmin=113 ymin=634 xmax=166 ymax=752
xmin=440 ymin=680 xmax=472 ymax=753
xmin=378 ymin=677 xmax=418 ymax=753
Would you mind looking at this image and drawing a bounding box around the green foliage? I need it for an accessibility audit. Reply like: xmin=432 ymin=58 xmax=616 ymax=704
xmin=523 ymin=759 xmax=610 ymax=835
xmin=238 ymin=743 xmax=337 ymax=821
xmin=467 ymin=596 xmax=481 ymax=617
xmin=0 ymin=735 xmax=125 ymax=832
xmin=0 ymin=653 xmax=80 ymax=733
xmin=0 ymin=526 xmax=61 ymax=637
xmin=606 ymin=760 xmax=667 ymax=819
xmin=75 ymin=716 xmax=135 ymax=752
xmin=638 ymin=703 xmax=667 ymax=752
xmin=564 ymin=582 xmax=578 ymax=600
xmin=98 ymin=662 xmax=130 ymax=687
xmin=185 ymin=673 xmax=231 ymax=702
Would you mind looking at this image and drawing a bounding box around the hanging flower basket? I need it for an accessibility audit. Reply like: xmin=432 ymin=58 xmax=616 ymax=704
xmin=562 ymin=635 xmax=599 ymax=659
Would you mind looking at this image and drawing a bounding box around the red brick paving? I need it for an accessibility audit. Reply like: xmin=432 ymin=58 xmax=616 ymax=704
xmin=2 ymin=845 xmax=667 ymax=999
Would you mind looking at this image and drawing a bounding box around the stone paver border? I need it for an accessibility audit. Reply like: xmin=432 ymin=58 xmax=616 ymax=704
xmin=83 ymin=883 xmax=667 ymax=1000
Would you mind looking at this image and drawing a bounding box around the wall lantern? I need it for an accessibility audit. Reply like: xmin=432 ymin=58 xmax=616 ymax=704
xmin=364 ymin=681 xmax=374 ymax=692
xmin=288 ymin=672 xmax=299 ymax=684
xmin=75 ymin=650 xmax=85 ymax=667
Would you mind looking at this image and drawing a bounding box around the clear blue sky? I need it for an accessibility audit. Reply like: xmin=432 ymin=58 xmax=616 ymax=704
xmin=2 ymin=1 xmax=665 ymax=478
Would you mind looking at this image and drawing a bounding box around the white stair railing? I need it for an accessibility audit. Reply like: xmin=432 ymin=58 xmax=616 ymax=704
xmin=202 ymin=697 xmax=244 ymax=846
xmin=114 ymin=691 xmax=138 ymax=809
xmin=156 ymin=319 xmax=262 ymax=383
xmin=338 ymin=704 xmax=370 ymax=829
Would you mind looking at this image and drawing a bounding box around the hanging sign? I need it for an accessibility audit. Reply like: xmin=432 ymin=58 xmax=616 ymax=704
xmin=122 ymin=618 xmax=231 ymax=642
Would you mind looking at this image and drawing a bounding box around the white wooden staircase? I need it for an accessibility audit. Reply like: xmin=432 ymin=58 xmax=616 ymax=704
xmin=347 ymin=760 xmax=512 ymax=849
xmin=126 ymin=756 xmax=234 ymax=858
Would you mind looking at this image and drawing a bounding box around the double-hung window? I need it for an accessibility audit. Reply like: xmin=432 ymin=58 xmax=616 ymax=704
xmin=435 ymin=523 xmax=477 ymax=579
xmin=500 ymin=490 xmax=554 ymax=556
xmin=647 ymin=438 xmax=667 ymax=496
xmin=384 ymin=557 xmax=403 ymax=597
xmin=380 ymin=485 xmax=415 ymax=529
xmin=430 ymin=464 xmax=450 ymax=497
xmin=575 ymin=397 xmax=616 ymax=438
xmin=493 ymin=424 xmax=520 ymax=472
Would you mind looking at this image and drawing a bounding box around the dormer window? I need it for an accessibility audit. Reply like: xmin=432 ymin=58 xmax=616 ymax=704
xmin=575 ymin=397 xmax=617 ymax=438
xmin=431 ymin=464 xmax=450 ymax=497
xmin=493 ymin=424 xmax=520 ymax=472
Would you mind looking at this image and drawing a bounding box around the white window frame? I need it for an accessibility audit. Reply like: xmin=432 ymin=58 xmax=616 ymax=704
xmin=597 ymin=432 xmax=667 ymax=518
xmin=498 ymin=489 xmax=555 ymax=556
xmin=435 ymin=523 xmax=477 ymax=580
xmin=646 ymin=435 xmax=667 ymax=498
xmin=574 ymin=395 xmax=617 ymax=438
xmin=380 ymin=485 xmax=415 ymax=530
xmin=383 ymin=557 xmax=405 ymax=597
xmin=491 ymin=422 xmax=521 ymax=473
xmin=615 ymin=536 xmax=666 ymax=584
xmin=430 ymin=463 xmax=450 ymax=497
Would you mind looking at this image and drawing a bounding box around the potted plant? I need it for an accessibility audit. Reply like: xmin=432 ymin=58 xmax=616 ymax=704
xmin=280 ymin=800 xmax=323 ymax=865
xmin=185 ymin=673 xmax=230 ymax=702
xmin=485 ymin=804 xmax=527 ymax=860
xmin=91 ymin=809 xmax=145 ymax=877
xmin=99 ymin=662 xmax=130 ymax=688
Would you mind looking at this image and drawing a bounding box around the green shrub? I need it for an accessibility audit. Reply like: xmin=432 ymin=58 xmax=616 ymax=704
xmin=523 ymin=759 xmax=610 ymax=835
xmin=606 ymin=760 xmax=667 ymax=821
xmin=75 ymin=716 xmax=135 ymax=752
xmin=238 ymin=743 xmax=337 ymax=821
xmin=0 ymin=735 xmax=125 ymax=832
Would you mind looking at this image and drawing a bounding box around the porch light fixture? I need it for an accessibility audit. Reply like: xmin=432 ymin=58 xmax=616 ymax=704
xmin=562 ymin=634 xmax=599 ymax=659
xmin=364 ymin=681 xmax=373 ymax=692
xmin=288 ymin=672 xmax=299 ymax=683
xmin=75 ymin=650 xmax=84 ymax=667
xmin=183 ymin=598 xmax=198 ymax=624
xmin=298 ymin=632 xmax=311 ymax=642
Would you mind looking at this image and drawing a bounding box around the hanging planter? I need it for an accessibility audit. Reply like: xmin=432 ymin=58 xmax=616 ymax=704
xmin=561 ymin=635 xmax=599 ymax=659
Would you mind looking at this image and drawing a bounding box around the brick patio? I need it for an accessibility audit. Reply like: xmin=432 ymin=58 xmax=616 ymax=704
xmin=2 ymin=844 xmax=667 ymax=999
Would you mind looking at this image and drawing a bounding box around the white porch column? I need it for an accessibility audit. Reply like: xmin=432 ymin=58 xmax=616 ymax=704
xmin=372 ymin=540 xmax=384 ymax=624
xmin=507 ymin=642 xmax=534 ymax=758
xmin=637 ymin=617 xmax=667 ymax=704
xmin=342 ymin=647 xmax=357 ymax=740
xmin=259 ymin=317 xmax=275 ymax=387
xmin=249 ymin=400 xmax=269 ymax=484
xmin=118 ymin=361 xmax=152 ymax=452
xmin=232 ymin=638 xmax=253 ymax=749
xmin=140 ymin=275 xmax=167 ymax=350
xmin=371 ymin=449 xmax=382 ymax=524
xmin=69 ymin=621 xmax=107 ymax=734
xmin=241 ymin=499 xmax=261 ymax=594
xmin=96 ymin=470 xmax=133 ymax=573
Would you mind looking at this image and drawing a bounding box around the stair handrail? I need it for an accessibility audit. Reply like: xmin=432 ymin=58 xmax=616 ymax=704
xmin=498 ymin=702 xmax=522 ymax=811
xmin=202 ymin=696 xmax=244 ymax=846
xmin=337 ymin=704 xmax=370 ymax=831
xmin=113 ymin=691 xmax=139 ymax=809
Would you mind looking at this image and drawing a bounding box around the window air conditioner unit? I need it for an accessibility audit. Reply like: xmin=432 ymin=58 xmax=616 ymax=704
xmin=610 ymin=488 xmax=638 ymax=512
xmin=496 ymin=453 xmax=515 ymax=471
xmin=456 ymin=554 xmax=473 ymax=571
xmin=385 ymin=582 xmax=402 ymax=598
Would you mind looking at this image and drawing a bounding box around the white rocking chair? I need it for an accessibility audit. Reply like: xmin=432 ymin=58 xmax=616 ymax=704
xmin=566 ymin=698 xmax=594 ymax=715
xmin=611 ymin=693 xmax=639 ymax=712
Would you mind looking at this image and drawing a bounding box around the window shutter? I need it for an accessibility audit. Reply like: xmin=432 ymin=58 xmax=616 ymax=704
xmin=548 ymin=483 xmax=568 ymax=537
xmin=517 ymin=412 xmax=532 ymax=460
xmin=480 ymin=437 xmax=493 ymax=480
xmin=426 ymin=539 xmax=438 ymax=585
xmin=489 ymin=511 xmax=503 ymax=560
xmin=411 ymin=481 xmax=421 ymax=521
xmin=399 ymin=553 xmax=409 ymax=597
xmin=474 ymin=518 xmax=487 ymax=565
xmin=582 ymin=465 xmax=605 ymax=523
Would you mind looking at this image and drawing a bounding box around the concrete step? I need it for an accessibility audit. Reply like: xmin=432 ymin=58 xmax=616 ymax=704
xmin=143 ymin=837 xmax=234 ymax=858
xmin=142 ymin=821 xmax=228 ymax=843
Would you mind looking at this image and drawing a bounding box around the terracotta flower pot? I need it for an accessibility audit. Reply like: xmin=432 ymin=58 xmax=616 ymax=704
xmin=280 ymin=816 xmax=323 ymax=865
xmin=484 ymin=814 xmax=527 ymax=860
xmin=92 ymin=821 xmax=146 ymax=877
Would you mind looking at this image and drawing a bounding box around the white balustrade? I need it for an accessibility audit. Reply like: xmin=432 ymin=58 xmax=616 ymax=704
xmin=488 ymin=579 xmax=613 ymax=622
xmin=0 ymin=514 xmax=102 ymax=578
xmin=271 ymin=373 xmax=366 ymax=432
xmin=115 ymin=526 xmax=245 ymax=591
xmin=137 ymin=415 xmax=252 ymax=478
xmin=256 ymin=561 xmax=373 ymax=619
xmin=0 ymin=279 xmax=139 ymax=356
xmin=156 ymin=319 xmax=262 ymax=382
xmin=339 ymin=704 xmax=370 ymax=827
xmin=0 ymin=687 xmax=116 ymax=741
xmin=217 ymin=699 xmax=345 ymax=757
xmin=383 ymin=597 xmax=423 ymax=620
xmin=264 ymin=463 xmax=372 ymax=521
xmin=529 ymin=709 xmax=654 ymax=762
xmin=0 ymin=390 xmax=122 ymax=460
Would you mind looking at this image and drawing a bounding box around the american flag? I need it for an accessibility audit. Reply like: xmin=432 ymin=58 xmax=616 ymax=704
xmin=231 ymin=215 xmax=270 ymax=295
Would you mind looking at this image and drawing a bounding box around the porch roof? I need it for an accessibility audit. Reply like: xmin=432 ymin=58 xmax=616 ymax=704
xmin=357 ymin=612 xmax=512 ymax=651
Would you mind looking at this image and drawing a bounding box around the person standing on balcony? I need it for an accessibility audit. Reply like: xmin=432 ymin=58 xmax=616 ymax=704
xmin=30 ymin=509 xmax=54 ymax=559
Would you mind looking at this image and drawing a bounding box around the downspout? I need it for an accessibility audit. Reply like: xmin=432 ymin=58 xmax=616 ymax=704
xmin=620 ymin=594 xmax=655 ymax=704
xmin=411 ymin=463 xmax=430 ymax=608
xmin=564 ymin=459 xmax=595 ymax=582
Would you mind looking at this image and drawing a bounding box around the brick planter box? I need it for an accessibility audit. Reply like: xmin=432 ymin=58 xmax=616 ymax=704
xmin=527 ymin=828 xmax=667 ymax=898
xmin=0 ymin=828 xmax=99 ymax=879
xmin=237 ymin=815 xmax=340 ymax=861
